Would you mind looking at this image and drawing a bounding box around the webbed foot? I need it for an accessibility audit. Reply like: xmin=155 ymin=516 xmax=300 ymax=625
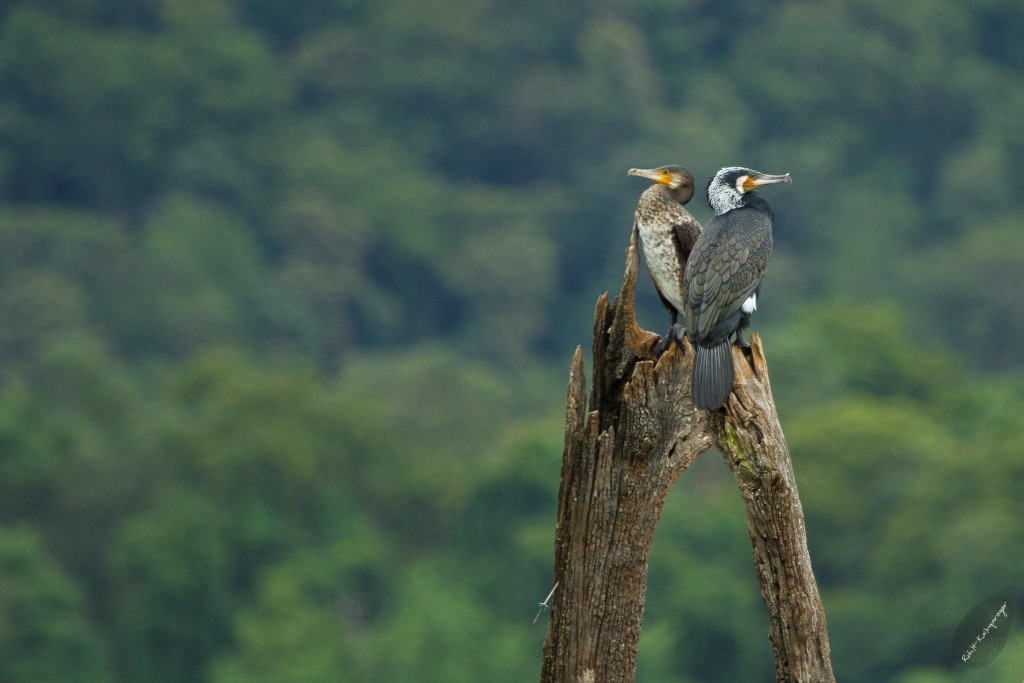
xmin=734 ymin=316 xmax=752 ymax=349
xmin=654 ymin=323 xmax=687 ymax=357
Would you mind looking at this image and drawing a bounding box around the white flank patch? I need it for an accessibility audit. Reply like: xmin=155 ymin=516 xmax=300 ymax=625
xmin=741 ymin=293 xmax=757 ymax=313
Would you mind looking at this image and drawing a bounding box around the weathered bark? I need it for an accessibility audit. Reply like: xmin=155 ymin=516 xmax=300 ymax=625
xmin=540 ymin=228 xmax=834 ymax=683
xmin=714 ymin=341 xmax=835 ymax=682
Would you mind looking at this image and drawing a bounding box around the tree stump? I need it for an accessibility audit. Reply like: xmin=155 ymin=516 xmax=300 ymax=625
xmin=540 ymin=227 xmax=835 ymax=683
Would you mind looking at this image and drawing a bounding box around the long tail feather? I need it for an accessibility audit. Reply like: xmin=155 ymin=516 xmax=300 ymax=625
xmin=691 ymin=343 xmax=734 ymax=409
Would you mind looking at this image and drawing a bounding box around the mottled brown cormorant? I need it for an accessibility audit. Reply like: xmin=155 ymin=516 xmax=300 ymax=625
xmin=684 ymin=166 xmax=791 ymax=409
xmin=627 ymin=165 xmax=703 ymax=355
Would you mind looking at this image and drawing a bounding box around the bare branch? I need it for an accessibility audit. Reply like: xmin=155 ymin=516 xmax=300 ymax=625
xmin=715 ymin=338 xmax=835 ymax=681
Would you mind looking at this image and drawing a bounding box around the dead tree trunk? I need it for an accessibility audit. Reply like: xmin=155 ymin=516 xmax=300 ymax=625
xmin=713 ymin=338 xmax=835 ymax=682
xmin=540 ymin=228 xmax=835 ymax=683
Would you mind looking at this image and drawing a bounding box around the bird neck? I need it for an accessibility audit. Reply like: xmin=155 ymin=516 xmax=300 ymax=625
xmin=708 ymin=183 xmax=743 ymax=215
xmin=667 ymin=184 xmax=694 ymax=205
xmin=652 ymin=182 xmax=693 ymax=206
xmin=743 ymin=191 xmax=774 ymax=219
xmin=709 ymin=188 xmax=773 ymax=217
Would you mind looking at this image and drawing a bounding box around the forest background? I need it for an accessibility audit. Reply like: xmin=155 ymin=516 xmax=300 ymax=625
xmin=0 ymin=0 xmax=1022 ymax=681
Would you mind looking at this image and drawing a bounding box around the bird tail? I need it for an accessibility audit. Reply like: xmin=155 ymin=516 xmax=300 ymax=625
xmin=691 ymin=342 xmax=734 ymax=409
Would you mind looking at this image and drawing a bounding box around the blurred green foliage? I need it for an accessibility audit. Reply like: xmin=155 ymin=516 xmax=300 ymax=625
xmin=0 ymin=0 xmax=1022 ymax=681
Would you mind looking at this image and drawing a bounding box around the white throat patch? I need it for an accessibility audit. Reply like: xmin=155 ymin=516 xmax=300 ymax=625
xmin=708 ymin=167 xmax=749 ymax=215
xmin=708 ymin=183 xmax=741 ymax=215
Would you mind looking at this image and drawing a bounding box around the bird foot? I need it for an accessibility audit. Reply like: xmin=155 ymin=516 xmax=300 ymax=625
xmin=654 ymin=323 xmax=687 ymax=357
xmin=734 ymin=330 xmax=752 ymax=349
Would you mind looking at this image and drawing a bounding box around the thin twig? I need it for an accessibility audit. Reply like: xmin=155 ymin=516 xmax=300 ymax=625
xmin=533 ymin=582 xmax=559 ymax=624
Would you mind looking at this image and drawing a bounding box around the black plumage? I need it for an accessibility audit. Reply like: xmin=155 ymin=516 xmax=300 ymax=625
xmin=627 ymin=165 xmax=702 ymax=355
xmin=684 ymin=167 xmax=791 ymax=409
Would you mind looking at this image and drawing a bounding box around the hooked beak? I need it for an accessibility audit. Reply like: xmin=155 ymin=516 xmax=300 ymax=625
xmin=743 ymin=172 xmax=792 ymax=191
xmin=628 ymin=167 xmax=670 ymax=184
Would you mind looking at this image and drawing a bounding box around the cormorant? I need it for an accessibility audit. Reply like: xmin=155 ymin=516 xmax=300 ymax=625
xmin=627 ymin=165 xmax=703 ymax=356
xmin=684 ymin=167 xmax=792 ymax=410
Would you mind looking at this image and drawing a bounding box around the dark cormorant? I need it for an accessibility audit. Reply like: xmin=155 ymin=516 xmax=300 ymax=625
xmin=684 ymin=166 xmax=792 ymax=409
xmin=627 ymin=165 xmax=703 ymax=356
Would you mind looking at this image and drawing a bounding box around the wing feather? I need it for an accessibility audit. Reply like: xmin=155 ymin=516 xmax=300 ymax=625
xmin=684 ymin=208 xmax=772 ymax=342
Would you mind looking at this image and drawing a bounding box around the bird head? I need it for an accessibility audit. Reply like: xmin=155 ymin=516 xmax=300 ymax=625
xmin=628 ymin=165 xmax=695 ymax=203
xmin=706 ymin=167 xmax=792 ymax=215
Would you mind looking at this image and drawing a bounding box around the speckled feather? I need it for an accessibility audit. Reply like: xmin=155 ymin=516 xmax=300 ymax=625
xmin=634 ymin=184 xmax=702 ymax=314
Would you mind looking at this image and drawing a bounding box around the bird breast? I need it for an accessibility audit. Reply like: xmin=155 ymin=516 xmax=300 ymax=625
xmin=638 ymin=217 xmax=687 ymax=312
